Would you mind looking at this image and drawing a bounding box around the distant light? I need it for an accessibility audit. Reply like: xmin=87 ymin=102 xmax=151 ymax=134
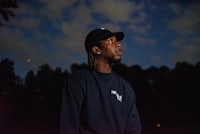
xmin=156 ymin=123 xmax=161 ymax=128
xmin=40 ymin=96 xmax=44 ymax=100
xmin=27 ymin=58 xmax=31 ymax=63
xmin=3 ymin=91 xmax=7 ymax=95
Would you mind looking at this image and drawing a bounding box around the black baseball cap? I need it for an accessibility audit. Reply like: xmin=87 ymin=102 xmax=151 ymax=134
xmin=85 ymin=28 xmax=124 ymax=52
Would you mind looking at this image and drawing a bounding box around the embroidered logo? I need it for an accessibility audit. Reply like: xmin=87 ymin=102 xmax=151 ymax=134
xmin=111 ymin=90 xmax=122 ymax=102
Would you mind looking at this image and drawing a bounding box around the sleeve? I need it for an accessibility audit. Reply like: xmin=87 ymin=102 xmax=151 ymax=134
xmin=124 ymin=86 xmax=142 ymax=134
xmin=60 ymin=74 xmax=85 ymax=134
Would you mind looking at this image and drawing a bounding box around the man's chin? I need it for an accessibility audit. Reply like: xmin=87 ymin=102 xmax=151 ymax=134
xmin=109 ymin=58 xmax=121 ymax=64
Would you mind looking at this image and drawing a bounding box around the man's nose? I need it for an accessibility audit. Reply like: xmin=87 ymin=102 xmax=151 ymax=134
xmin=116 ymin=41 xmax=121 ymax=47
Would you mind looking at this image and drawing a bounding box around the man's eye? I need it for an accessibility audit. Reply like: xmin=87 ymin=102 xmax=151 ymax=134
xmin=107 ymin=39 xmax=115 ymax=44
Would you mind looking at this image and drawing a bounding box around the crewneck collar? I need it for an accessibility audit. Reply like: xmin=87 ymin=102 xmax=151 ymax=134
xmin=92 ymin=70 xmax=114 ymax=79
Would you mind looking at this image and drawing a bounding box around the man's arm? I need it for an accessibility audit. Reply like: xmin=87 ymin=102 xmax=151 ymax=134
xmin=60 ymin=76 xmax=84 ymax=134
xmin=124 ymin=88 xmax=142 ymax=134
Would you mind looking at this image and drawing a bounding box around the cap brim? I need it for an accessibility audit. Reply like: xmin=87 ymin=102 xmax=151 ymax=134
xmin=99 ymin=32 xmax=124 ymax=41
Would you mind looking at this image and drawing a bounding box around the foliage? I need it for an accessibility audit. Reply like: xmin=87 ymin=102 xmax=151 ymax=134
xmin=0 ymin=0 xmax=18 ymax=25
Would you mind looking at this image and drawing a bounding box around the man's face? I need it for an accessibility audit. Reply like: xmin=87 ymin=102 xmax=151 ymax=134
xmin=98 ymin=36 xmax=122 ymax=63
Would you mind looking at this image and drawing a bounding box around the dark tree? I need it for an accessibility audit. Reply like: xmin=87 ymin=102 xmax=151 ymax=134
xmin=70 ymin=62 xmax=88 ymax=73
xmin=23 ymin=64 xmax=69 ymax=132
xmin=0 ymin=58 xmax=24 ymax=133
xmin=0 ymin=58 xmax=23 ymax=97
xmin=128 ymin=65 xmax=145 ymax=90
xmin=1 ymin=58 xmax=200 ymax=133
xmin=0 ymin=0 xmax=19 ymax=25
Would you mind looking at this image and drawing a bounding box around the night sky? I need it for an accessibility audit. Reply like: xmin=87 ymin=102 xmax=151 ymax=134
xmin=0 ymin=0 xmax=199 ymax=77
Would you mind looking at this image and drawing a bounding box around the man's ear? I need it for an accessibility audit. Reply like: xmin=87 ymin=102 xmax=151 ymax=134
xmin=92 ymin=46 xmax=101 ymax=54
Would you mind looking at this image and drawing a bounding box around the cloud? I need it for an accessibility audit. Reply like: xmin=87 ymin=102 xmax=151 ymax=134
xmin=4 ymin=0 xmax=196 ymax=75
xmin=0 ymin=27 xmax=24 ymax=52
xmin=150 ymin=55 xmax=162 ymax=64
xmin=0 ymin=27 xmax=51 ymax=70
xmin=50 ymin=0 xmax=153 ymax=60
xmin=169 ymin=13 xmax=200 ymax=36
xmin=1 ymin=1 xmax=151 ymax=57
xmin=168 ymin=1 xmax=200 ymax=64
xmin=169 ymin=1 xmax=200 ymax=35
xmin=13 ymin=17 xmax=41 ymax=30
xmin=132 ymin=35 xmax=156 ymax=45
xmin=55 ymin=4 xmax=94 ymax=53
xmin=39 ymin=0 xmax=77 ymax=19
xmin=92 ymin=0 xmax=140 ymax=23
xmin=90 ymin=0 xmax=155 ymax=47
xmin=171 ymin=37 xmax=200 ymax=63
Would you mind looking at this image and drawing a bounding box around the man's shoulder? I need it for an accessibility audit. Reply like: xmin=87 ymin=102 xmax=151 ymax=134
xmin=69 ymin=67 xmax=92 ymax=79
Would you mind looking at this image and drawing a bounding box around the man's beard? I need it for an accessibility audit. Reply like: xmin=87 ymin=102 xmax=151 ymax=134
xmin=109 ymin=56 xmax=121 ymax=65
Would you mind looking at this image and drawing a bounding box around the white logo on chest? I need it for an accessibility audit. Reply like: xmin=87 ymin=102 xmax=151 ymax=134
xmin=111 ymin=90 xmax=122 ymax=102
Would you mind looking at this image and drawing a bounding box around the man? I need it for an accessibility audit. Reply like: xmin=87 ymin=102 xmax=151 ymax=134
xmin=60 ymin=28 xmax=141 ymax=134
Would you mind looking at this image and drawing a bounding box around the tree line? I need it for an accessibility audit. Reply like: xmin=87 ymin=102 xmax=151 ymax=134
xmin=0 ymin=58 xmax=200 ymax=133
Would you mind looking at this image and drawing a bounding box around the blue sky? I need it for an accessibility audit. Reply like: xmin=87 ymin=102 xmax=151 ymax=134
xmin=0 ymin=0 xmax=200 ymax=77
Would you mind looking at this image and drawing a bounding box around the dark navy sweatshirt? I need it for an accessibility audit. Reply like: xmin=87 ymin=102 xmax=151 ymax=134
xmin=60 ymin=68 xmax=141 ymax=134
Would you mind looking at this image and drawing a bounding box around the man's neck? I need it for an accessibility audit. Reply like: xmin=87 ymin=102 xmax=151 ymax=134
xmin=95 ymin=61 xmax=112 ymax=73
